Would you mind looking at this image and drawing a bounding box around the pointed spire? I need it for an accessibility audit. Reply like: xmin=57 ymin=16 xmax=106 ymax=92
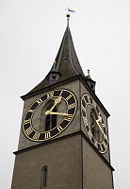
xmin=49 ymin=17 xmax=84 ymax=81
xmin=23 ymin=17 xmax=85 ymax=97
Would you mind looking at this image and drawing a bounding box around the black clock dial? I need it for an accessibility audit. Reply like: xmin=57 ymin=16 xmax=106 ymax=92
xmin=23 ymin=89 xmax=77 ymax=142
xmin=81 ymin=93 xmax=108 ymax=153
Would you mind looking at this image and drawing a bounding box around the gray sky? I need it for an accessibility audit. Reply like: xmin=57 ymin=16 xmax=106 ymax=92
xmin=0 ymin=0 xmax=130 ymax=188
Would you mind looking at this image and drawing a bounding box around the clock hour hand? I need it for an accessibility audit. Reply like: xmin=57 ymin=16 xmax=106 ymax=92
xmin=96 ymin=115 xmax=108 ymax=141
xmin=49 ymin=96 xmax=62 ymax=112
xmin=45 ymin=96 xmax=62 ymax=115
xmin=45 ymin=111 xmax=71 ymax=116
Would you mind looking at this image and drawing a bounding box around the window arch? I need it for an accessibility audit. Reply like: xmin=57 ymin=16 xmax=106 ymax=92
xmin=40 ymin=165 xmax=48 ymax=188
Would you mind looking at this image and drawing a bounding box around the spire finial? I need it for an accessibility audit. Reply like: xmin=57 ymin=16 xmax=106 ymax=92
xmin=66 ymin=14 xmax=70 ymax=26
xmin=65 ymin=7 xmax=75 ymax=26
xmin=87 ymin=69 xmax=90 ymax=76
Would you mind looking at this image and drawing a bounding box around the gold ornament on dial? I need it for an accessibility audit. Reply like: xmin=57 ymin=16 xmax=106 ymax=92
xmin=81 ymin=93 xmax=108 ymax=153
xmin=23 ymin=89 xmax=77 ymax=142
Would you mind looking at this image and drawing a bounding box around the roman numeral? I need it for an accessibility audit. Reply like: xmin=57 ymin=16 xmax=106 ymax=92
xmin=28 ymin=109 xmax=35 ymax=113
xmin=24 ymin=119 xmax=31 ymax=124
xmin=68 ymin=103 xmax=76 ymax=109
xmin=94 ymin=140 xmax=98 ymax=148
xmin=57 ymin=125 xmax=63 ymax=132
xmin=25 ymin=127 xmax=33 ymax=135
xmin=66 ymin=94 xmax=72 ymax=101
xmin=45 ymin=131 xmax=51 ymax=140
xmin=99 ymin=144 xmax=104 ymax=152
xmin=64 ymin=114 xmax=73 ymax=121
xmin=81 ymin=105 xmax=86 ymax=112
xmin=48 ymin=91 xmax=54 ymax=98
xmin=88 ymin=130 xmax=92 ymax=139
xmin=102 ymin=141 xmax=108 ymax=149
xmin=36 ymin=98 xmax=43 ymax=104
xmin=33 ymin=132 xmax=40 ymax=140
xmin=89 ymin=97 xmax=93 ymax=104
xmin=83 ymin=116 xmax=88 ymax=126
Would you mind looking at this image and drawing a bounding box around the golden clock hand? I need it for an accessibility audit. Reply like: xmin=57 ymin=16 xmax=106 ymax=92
xmin=96 ymin=116 xmax=108 ymax=141
xmin=45 ymin=110 xmax=51 ymax=115
xmin=49 ymin=96 xmax=62 ymax=112
xmin=45 ymin=97 xmax=62 ymax=115
xmin=45 ymin=111 xmax=71 ymax=116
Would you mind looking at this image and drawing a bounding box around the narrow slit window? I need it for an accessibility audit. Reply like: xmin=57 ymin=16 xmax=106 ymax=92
xmin=45 ymin=107 xmax=57 ymax=131
xmin=40 ymin=166 xmax=48 ymax=188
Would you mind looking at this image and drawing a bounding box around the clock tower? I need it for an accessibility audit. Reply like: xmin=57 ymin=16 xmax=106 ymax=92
xmin=11 ymin=15 xmax=114 ymax=189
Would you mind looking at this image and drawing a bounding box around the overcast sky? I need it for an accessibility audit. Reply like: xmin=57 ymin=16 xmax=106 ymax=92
xmin=0 ymin=0 xmax=130 ymax=188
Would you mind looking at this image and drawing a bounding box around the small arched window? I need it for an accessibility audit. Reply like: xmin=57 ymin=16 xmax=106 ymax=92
xmin=40 ymin=165 xmax=48 ymax=188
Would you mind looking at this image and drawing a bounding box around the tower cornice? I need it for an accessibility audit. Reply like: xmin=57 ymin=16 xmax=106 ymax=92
xmin=13 ymin=131 xmax=114 ymax=171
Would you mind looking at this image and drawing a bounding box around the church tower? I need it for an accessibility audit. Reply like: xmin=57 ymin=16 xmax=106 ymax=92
xmin=11 ymin=15 xmax=114 ymax=189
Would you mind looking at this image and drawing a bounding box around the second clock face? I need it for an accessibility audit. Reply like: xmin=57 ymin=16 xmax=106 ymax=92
xmin=23 ymin=89 xmax=77 ymax=142
xmin=81 ymin=93 xmax=108 ymax=153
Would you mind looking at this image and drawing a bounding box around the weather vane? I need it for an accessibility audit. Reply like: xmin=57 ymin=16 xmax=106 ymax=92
xmin=65 ymin=7 xmax=75 ymax=25
xmin=65 ymin=7 xmax=75 ymax=14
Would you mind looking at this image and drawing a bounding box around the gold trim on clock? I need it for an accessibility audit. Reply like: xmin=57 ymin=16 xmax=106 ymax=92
xmin=22 ymin=89 xmax=77 ymax=142
xmin=81 ymin=93 xmax=108 ymax=153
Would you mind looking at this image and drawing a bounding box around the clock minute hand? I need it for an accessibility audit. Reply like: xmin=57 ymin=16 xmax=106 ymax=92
xmin=46 ymin=111 xmax=71 ymax=116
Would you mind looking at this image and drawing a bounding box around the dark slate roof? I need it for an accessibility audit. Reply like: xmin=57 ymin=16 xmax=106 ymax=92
xmin=23 ymin=25 xmax=85 ymax=97
xmin=51 ymin=25 xmax=84 ymax=77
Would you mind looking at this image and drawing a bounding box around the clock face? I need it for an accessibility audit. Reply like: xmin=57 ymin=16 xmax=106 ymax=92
xmin=81 ymin=93 xmax=108 ymax=153
xmin=23 ymin=89 xmax=77 ymax=142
